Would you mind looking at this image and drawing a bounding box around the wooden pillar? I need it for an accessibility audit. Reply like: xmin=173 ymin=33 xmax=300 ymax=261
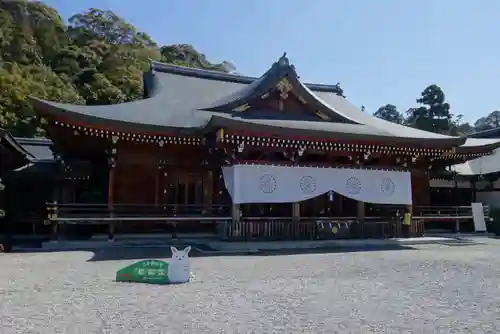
xmin=292 ymin=202 xmax=300 ymax=222
xmin=203 ymin=170 xmax=213 ymax=214
xmin=107 ymin=136 xmax=118 ymax=241
xmin=471 ymin=179 xmax=477 ymax=202
xmin=356 ymin=201 xmax=365 ymax=222
xmin=154 ymin=171 xmax=160 ymax=206
xmin=232 ymin=204 xmax=240 ymax=223
xmin=107 ymin=165 xmax=116 ymax=241
xmin=154 ymin=160 xmax=165 ymax=207
xmin=51 ymin=208 xmax=59 ymax=242
xmin=229 ymin=203 xmax=240 ymax=239
xmin=338 ymin=194 xmax=343 ymax=216
xmin=49 ymin=185 xmax=60 ymax=242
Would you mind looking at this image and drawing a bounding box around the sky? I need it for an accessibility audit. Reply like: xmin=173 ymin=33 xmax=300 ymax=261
xmin=44 ymin=0 xmax=500 ymax=124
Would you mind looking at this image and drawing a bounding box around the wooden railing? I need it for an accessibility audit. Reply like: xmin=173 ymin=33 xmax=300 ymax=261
xmin=366 ymin=205 xmax=486 ymax=220
xmin=44 ymin=202 xmax=486 ymax=240
xmin=413 ymin=205 xmax=482 ymax=220
xmin=222 ymin=218 xmax=425 ymax=241
xmin=46 ymin=203 xmax=487 ymax=221
xmin=47 ymin=203 xmax=231 ymax=220
xmin=224 ymin=219 xmax=317 ymax=241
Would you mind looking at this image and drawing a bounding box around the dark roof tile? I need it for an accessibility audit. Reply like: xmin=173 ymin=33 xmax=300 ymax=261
xmin=31 ymin=56 xmax=494 ymax=148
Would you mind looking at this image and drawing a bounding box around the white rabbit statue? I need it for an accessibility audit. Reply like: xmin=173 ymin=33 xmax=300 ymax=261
xmin=167 ymin=246 xmax=191 ymax=283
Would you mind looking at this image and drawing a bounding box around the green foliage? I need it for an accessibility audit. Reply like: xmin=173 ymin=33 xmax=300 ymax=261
xmin=374 ymin=85 xmax=477 ymax=136
xmin=0 ymin=62 xmax=83 ymax=137
xmin=160 ymin=44 xmax=235 ymax=72
xmin=474 ymin=111 xmax=500 ymax=132
xmin=0 ymin=2 xmax=232 ymax=137
xmin=373 ymin=104 xmax=403 ymax=124
xmin=406 ymin=84 xmax=452 ymax=134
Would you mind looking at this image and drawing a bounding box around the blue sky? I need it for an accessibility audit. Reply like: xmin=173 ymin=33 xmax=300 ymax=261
xmin=45 ymin=0 xmax=500 ymax=124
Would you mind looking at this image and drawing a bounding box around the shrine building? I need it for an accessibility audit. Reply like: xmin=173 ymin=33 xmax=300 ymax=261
xmin=29 ymin=54 xmax=500 ymax=240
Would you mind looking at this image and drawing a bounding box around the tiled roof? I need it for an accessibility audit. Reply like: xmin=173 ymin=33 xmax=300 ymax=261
xmin=14 ymin=137 xmax=54 ymax=161
xmin=30 ymin=54 xmax=500 ymax=150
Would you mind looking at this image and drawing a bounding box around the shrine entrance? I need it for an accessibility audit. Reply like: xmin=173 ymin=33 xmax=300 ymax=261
xmin=164 ymin=171 xmax=204 ymax=215
xmin=161 ymin=170 xmax=217 ymax=235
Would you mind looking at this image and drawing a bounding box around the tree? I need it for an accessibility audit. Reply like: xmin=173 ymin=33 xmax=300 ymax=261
xmin=373 ymin=104 xmax=403 ymax=124
xmin=0 ymin=63 xmax=83 ymax=137
xmin=0 ymin=2 xmax=234 ymax=137
xmin=160 ymin=44 xmax=235 ymax=72
xmin=473 ymin=110 xmax=500 ymax=132
xmin=449 ymin=114 xmax=474 ymax=136
xmin=406 ymin=84 xmax=453 ymax=134
xmin=68 ymin=8 xmax=157 ymax=47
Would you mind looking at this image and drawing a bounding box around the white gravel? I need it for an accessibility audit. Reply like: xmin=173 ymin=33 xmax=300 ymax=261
xmin=1 ymin=241 xmax=500 ymax=333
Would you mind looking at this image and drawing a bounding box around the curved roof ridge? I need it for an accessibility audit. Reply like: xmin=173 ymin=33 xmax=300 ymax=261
xmin=0 ymin=129 xmax=37 ymax=161
xmin=200 ymin=55 xmax=292 ymax=112
xmin=14 ymin=137 xmax=52 ymax=145
xmin=150 ymin=60 xmax=343 ymax=93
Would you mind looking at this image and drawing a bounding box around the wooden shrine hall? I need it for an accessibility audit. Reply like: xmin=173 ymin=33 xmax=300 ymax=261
xmin=30 ymin=54 xmax=500 ymax=241
xmin=0 ymin=131 xmax=58 ymax=250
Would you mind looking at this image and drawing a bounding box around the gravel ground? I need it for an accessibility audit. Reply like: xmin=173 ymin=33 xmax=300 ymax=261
xmin=1 ymin=240 xmax=500 ymax=333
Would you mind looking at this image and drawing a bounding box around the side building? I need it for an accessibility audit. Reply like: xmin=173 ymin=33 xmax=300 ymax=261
xmin=0 ymin=131 xmax=59 ymax=251
xmin=31 ymin=54 xmax=500 ymax=240
xmin=453 ymin=127 xmax=500 ymax=210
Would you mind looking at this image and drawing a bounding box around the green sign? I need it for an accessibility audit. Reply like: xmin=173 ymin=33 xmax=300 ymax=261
xmin=116 ymin=259 xmax=170 ymax=284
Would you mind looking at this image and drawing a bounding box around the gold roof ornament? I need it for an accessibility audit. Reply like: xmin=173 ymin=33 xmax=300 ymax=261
xmin=276 ymin=77 xmax=293 ymax=99
xmin=216 ymin=128 xmax=225 ymax=143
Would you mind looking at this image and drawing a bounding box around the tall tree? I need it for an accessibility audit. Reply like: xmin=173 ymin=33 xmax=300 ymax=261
xmin=373 ymin=104 xmax=403 ymax=124
xmin=473 ymin=110 xmax=500 ymax=132
xmin=406 ymin=84 xmax=452 ymax=134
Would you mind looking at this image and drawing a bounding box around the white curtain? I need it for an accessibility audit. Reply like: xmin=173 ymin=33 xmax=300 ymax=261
xmin=222 ymin=164 xmax=412 ymax=205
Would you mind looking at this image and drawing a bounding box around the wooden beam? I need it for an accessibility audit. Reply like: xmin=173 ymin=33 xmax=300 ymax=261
xmin=107 ymin=138 xmax=118 ymax=241
xmin=203 ymin=170 xmax=213 ymax=214
xmin=107 ymin=165 xmax=116 ymax=241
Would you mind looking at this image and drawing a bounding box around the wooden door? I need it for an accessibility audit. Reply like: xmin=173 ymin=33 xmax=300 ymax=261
xmin=164 ymin=171 xmax=204 ymax=214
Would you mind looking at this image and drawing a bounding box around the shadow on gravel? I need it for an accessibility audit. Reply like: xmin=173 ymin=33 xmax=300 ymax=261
xmin=87 ymin=244 xmax=416 ymax=262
